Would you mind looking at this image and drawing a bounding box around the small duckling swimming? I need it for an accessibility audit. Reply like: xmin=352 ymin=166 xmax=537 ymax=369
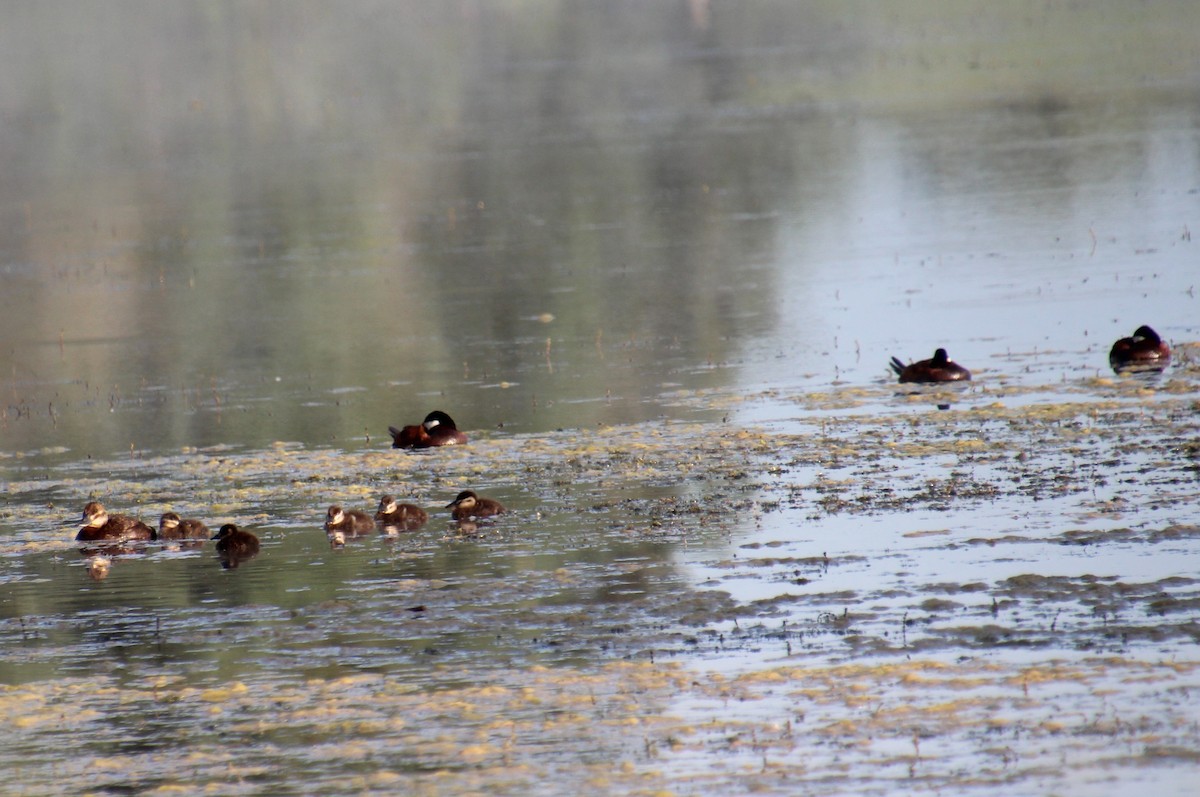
xmin=1109 ymin=325 xmax=1170 ymax=373
xmin=158 ymin=512 xmax=210 ymax=541
xmin=445 ymin=490 xmax=506 ymax=521
xmin=374 ymin=495 xmax=428 ymax=531
xmin=75 ymin=502 xmax=156 ymax=542
xmin=324 ymin=505 xmax=375 ymax=536
xmin=389 ymin=410 xmax=468 ymax=449
xmin=211 ymin=524 xmax=260 ymax=558
xmin=889 ymin=348 xmax=971 ymax=383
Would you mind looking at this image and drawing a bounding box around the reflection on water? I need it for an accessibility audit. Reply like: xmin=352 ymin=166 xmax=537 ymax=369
xmin=2 ymin=3 xmax=1200 ymax=795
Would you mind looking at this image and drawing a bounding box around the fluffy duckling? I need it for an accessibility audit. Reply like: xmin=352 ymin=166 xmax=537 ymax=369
xmin=324 ymin=505 xmax=375 ymax=536
xmin=445 ymin=490 xmax=506 ymax=521
xmin=211 ymin=524 xmax=260 ymax=557
xmin=158 ymin=512 xmax=210 ymax=541
xmin=374 ymin=495 xmax=428 ymax=531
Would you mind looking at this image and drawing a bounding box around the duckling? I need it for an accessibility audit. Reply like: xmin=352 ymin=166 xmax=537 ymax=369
xmin=374 ymin=495 xmax=428 ymax=531
xmin=211 ymin=524 xmax=260 ymax=557
xmin=158 ymin=512 xmax=210 ymax=541
xmin=445 ymin=490 xmax=506 ymax=521
xmin=324 ymin=505 xmax=375 ymax=536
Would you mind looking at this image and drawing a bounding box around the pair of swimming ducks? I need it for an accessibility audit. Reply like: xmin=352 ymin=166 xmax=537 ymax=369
xmin=75 ymin=502 xmax=260 ymax=556
xmin=890 ymin=325 xmax=1170 ymax=383
xmin=325 ymin=491 xmax=506 ymax=540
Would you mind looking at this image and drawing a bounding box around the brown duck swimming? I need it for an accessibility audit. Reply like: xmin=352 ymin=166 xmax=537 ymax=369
xmin=75 ymin=502 xmax=156 ymax=542
xmin=324 ymin=505 xmax=376 ymax=536
xmin=158 ymin=512 xmax=210 ymax=541
xmin=445 ymin=490 xmax=506 ymax=521
xmin=889 ymin=348 xmax=971 ymax=383
xmin=374 ymin=495 xmax=428 ymax=531
xmin=389 ymin=410 xmax=468 ymax=449
xmin=1109 ymin=325 xmax=1170 ymax=373
xmin=211 ymin=524 xmax=260 ymax=565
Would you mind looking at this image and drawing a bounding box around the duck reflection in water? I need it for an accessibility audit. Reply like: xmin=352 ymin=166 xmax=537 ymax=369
xmin=211 ymin=524 xmax=260 ymax=569
xmin=389 ymin=410 xmax=468 ymax=449
xmin=1109 ymin=325 xmax=1170 ymax=374
xmin=86 ymin=555 xmax=112 ymax=581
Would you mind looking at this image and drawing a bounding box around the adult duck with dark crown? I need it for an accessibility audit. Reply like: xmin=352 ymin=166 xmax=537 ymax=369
xmin=74 ymin=502 xmax=156 ymax=542
xmin=389 ymin=410 xmax=468 ymax=449
xmin=889 ymin=348 xmax=972 ymax=383
xmin=1109 ymin=325 xmax=1170 ymax=373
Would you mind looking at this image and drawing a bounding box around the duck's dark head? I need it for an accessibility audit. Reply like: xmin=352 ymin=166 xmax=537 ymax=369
xmin=326 ymin=505 xmax=345 ymax=525
xmin=211 ymin=524 xmax=239 ymax=541
xmin=932 ymin=348 xmax=951 ymax=365
xmin=446 ymin=490 xmax=477 ymax=509
xmin=378 ymin=495 xmax=398 ymax=513
xmin=80 ymin=502 xmax=108 ymax=527
xmin=423 ymin=411 xmax=457 ymax=431
xmin=1133 ymin=325 xmax=1160 ymax=343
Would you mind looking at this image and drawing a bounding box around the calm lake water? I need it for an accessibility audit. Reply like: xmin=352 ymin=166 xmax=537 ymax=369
xmin=2 ymin=3 xmax=1200 ymax=795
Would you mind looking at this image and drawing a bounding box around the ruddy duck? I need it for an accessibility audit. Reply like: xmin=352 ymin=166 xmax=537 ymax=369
xmin=374 ymin=495 xmax=428 ymax=530
xmin=1109 ymin=325 xmax=1170 ymax=372
xmin=75 ymin=502 xmax=156 ymax=542
xmin=211 ymin=524 xmax=260 ymax=557
xmin=158 ymin=512 xmax=210 ymax=541
xmin=324 ymin=505 xmax=376 ymax=536
xmin=890 ymin=348 xmax=971 ymax=383
xmin=389 ymin=410 xmax=468 ymax=449
xmin=445 ymin=490 xmax=506 ymax=521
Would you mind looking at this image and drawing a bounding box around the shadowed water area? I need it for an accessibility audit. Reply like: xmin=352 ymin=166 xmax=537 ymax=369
xmin=2 ymin=2 xmax=1200 ymax=794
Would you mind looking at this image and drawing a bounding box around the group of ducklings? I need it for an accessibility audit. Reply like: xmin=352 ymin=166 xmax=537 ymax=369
xmin=73 ymin=484 xmax=507 ymax=565
xmin=890 ymin=324 xmax=1170 ymax=383
xmin=323 ymin=491 xmax=506 ymax=546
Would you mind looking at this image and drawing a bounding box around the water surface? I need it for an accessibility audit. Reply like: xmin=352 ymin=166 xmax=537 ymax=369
xmin=2 ymin=3 xmax=1200 ymax=795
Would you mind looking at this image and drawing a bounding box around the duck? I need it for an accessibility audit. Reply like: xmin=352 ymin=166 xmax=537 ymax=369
xmin=889 ymin=348 xmax=971 ymax=383
xmin=389 ymin=410 xmax=468 ymax=449
xmin=374 ymin=495 xmax=429 ymax=530
xmin=211 ymin=524 xmax=260 ymax=557
xmin=158 ymin=512 xmax=210 ymax=541
xmin=1109 ymin=325 xmax=1170 ymax=372
xmin=75 ymin=502 xmax=156 ymax=542
xmin=445 ymin=490 xmax=506 ymax=521
xmin=324 ymin=505 xmax=375 ymax=536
